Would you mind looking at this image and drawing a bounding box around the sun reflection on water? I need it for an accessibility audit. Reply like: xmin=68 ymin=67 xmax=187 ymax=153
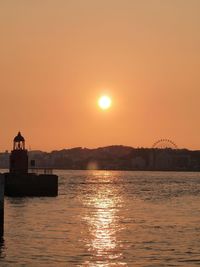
xmin=83 ymin=172 xmax=126 ymax=266
xmin=90 ymin=192 xmax=117 ymax=256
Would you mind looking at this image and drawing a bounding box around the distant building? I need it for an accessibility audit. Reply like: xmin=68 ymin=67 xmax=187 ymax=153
xmin=131 ymin=156 xmax=146 ymax=170
xmin=154 ymin=150 xmax=172 ymax=170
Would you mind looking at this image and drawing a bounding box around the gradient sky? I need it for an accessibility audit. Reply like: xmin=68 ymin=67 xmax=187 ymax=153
xmin=1 ymin=0 xmax=200 ymax=151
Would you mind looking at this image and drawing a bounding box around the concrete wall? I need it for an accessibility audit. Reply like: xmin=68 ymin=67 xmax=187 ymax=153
xmin=5 ymin=173 xmax=58 ymax=197
xmin=0 ymin=174 xmax=4 ymax=236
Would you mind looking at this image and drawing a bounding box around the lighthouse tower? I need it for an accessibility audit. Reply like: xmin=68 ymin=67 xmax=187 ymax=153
xmin=9 ymin=132 xmax=28 ymax=174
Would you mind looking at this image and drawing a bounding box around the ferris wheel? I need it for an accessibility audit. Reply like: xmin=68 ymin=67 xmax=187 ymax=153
xmin=152 ymin=139 xmax=178 ymax=149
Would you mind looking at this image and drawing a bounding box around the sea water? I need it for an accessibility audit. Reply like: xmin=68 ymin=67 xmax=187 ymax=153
xmin=1 ymin=170 xmax=200 ymax=266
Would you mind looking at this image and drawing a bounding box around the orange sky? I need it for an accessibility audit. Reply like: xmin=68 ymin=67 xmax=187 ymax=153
xmin=1 ymin=1 xmax=200 ymax=151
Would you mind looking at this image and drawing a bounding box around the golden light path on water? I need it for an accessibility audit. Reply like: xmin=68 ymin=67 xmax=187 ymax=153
xmin=82 ymin=171 xmax=126 ymax=267
xmin=89 ymin=189 xmax=117 ymax=255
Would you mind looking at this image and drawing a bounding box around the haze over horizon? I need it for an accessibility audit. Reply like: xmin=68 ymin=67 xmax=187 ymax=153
xmin=1 ymin=1 xmax=200 ymax=151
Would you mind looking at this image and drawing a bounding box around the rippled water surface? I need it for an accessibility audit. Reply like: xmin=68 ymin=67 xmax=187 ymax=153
xmin=1 ymin=170 xmax=200 ymax=266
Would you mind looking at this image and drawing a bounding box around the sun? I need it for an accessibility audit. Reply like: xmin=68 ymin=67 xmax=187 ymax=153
xmin=98 ymin=95 xmax=112 ymax=110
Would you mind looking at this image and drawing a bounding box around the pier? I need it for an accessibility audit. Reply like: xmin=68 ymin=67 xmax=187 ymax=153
xmin=0 ymin=174 xmax=4 ymax=236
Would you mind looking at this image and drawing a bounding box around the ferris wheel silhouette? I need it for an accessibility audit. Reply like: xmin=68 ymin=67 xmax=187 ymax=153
xmin=152 ymin=139 xmax=178 ymax=149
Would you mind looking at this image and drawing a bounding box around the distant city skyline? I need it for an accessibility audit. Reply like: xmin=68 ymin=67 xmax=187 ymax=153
xmin=0 ymin=144 xmax=200 ymax=172
xmin=1 ymin=1 xmax=200 ymax=151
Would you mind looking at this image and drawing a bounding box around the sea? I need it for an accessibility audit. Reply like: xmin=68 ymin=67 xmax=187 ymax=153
xmin=1 ymin=170 xmax=200 ymax=266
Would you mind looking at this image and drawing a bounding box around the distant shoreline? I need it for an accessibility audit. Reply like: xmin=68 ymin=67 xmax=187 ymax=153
xmin=1 ymin=146 xmax=200 ymax=172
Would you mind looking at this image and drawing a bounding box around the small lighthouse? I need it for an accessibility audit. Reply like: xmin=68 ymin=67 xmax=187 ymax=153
xmin=5 ymin=132 xmax=58 ymax=196
xmin=10 ymin=132 xmax=28 ymax=174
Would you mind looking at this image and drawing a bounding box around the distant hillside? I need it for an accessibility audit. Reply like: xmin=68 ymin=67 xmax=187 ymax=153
xmin=1 ymin=146 xmax=200 ymax=171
